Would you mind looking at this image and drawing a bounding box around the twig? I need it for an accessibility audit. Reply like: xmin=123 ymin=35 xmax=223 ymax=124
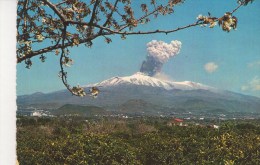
xmin=41 ymin=0 xmax=66 ymax=22
xmin=231 ymin=2 xmax=244 ymax=14
xmin=59 ymin=25 xmax=74 ymax=95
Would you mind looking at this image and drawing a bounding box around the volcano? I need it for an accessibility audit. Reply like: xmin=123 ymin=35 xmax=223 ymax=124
xmin=17 ymin=72 xmax=260 ymax=114
xmin=88 ymin=72 xmax=215 ymax=91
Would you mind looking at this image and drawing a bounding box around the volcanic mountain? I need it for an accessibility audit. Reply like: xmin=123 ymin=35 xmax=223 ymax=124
xmin=89 ymin=72 xmax=215 ymax=91
xmin=17 ymin=72 xmax=260 ymax=113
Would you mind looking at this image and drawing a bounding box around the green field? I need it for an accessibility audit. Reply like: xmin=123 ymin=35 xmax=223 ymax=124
xmin=17 ymin=117 xmax=260 ymax=165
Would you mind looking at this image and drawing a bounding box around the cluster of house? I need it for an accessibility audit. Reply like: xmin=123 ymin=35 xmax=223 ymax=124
xmin=167 ymin=118 xmax=219 ymax=129
xmin=17 ymin=110 xmax=53 ymax=117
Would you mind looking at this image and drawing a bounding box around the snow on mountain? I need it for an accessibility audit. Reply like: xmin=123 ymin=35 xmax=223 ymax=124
xmin=18 ymin=72 xmax=260 ymax=113
xmin=89 ymin=72 xmax=215 ymax=91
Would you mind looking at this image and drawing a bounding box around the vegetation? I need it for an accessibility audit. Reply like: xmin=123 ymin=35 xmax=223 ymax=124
xmin=17 ymin=117 xmax=260 ymax=164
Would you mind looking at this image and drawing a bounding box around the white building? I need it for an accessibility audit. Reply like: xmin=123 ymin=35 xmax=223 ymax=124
xmin=32 ymin=111 xmax=42 ymax=117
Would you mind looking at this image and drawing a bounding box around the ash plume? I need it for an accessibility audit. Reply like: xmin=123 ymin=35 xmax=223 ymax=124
xmin=140 ymin=40 xmax=182 ymax=76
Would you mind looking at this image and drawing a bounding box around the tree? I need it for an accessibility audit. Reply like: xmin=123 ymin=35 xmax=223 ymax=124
xmin=17 ymin=0 xmax=254 ymax=96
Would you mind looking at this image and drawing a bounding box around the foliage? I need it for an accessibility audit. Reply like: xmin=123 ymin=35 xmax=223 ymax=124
xmin=17 ymin=117 xmax=260 ymax=164
xmin=16 ymin=0 xmax=254 ymax=96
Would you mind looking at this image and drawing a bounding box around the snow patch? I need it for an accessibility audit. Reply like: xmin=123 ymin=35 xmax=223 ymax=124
xmin=86 ymin=72 xmax=215 ymax=91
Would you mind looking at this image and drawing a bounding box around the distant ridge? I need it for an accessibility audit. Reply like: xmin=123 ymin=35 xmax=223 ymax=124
xmin=51 ymin=104 xmax=107 ymax=116
xmin=17 ymin=72 xmax=260 ymax=113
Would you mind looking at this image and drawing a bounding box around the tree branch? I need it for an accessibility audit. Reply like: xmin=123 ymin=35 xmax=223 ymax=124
xmin=231 ymin=2 xmax=244 ymax=14
xmin=102 ymin=0 xmax=119 ymax=28
xmin=89 ymin=0 xmax=101 ymax=25
xmin=67 ymin=20 xmax=203 ymax=36
xmin=55 ymin=0 xmax=67 ymax=7
xmin=59 ymin=26 xmax=70 ymax=91
xmin=59 ymin=25 xmax=78 ymax=96
xmin=17 ymin=0 xmax=29 ymax=16
xmin=17 ymin=0 xmax=248 ymax=64
xmin=41 ymin=0 xmax=66 ymax=22
xmin=59 ymin=25 xmax=86 ymax=97
xmin=113 ymin=22 xmax=203 ymax=35
xmin=118 ymin=6 xmax=160 ymax=31
xmin=17 ymin=34 xmax=100 ymax=63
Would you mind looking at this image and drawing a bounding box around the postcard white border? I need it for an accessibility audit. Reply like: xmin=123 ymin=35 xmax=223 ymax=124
xmin=0 ymin=0 xmax=17 ymax=164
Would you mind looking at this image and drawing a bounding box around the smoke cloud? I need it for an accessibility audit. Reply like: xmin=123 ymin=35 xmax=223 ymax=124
xmin=140 ymin=40 xmax=182 ymax=76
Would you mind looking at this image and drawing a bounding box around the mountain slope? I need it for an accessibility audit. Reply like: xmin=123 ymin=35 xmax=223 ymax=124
xmin=89 ymin=72 xmax=215 ymax=91
xmin=51 ymin=104 xmax=107 ymax=116
xmin=17 ymin=72 xmax=260 ymax=113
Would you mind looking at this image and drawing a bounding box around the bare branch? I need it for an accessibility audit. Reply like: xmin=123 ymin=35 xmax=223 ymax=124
xmin=66 ymin=19 xmax=202 ymax=35
xmin=231 ymin=2 xmax=244 ymax=14
xmin=59 ymin=25 xmax=86 ymax=97
xmin=59 ymin=25 xmax=72 ymax=94
xmin=118 ymin=7 xmax=161 ymax=32
xmin=55 ymin=0 xmax=67 ymax=7
xmin=103 ymin=0 xmax=119 ymax=27
xmin=41 ymin=0 xmax=66 ymax=22
xmin=89 ymin=0 xmax=101 ymax=25
xmin=112 ymin=22 xmax=203 ymax=35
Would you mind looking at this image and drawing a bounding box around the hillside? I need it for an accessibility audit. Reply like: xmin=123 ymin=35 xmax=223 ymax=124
xmin=51 ymin=104 xmax=107 ymax=116
xmin=17 ymin=72 xmax=260 ymax=113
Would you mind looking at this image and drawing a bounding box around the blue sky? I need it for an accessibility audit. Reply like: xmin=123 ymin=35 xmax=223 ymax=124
xmin=17 ymin=0 xmax=260 ymax=97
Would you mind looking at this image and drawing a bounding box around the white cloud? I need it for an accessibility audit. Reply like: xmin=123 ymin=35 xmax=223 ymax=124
xmin=204 ymin=62 xmax=218 ymax=73
xmin=248 ymin=60 xmax=260 ymax=68
xmin=241 ymin=76 xmax=260 ymax=91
